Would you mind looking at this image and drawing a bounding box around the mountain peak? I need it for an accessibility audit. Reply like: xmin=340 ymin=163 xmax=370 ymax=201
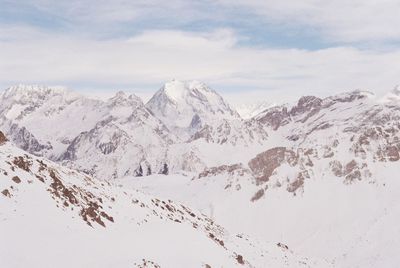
xmin=161 ymin=79 xmax=213 ymax=103
xmin=146 ymin=80 xmax=239 ymax=135
xmin=107 ymin=91 xmax=144 ymax=108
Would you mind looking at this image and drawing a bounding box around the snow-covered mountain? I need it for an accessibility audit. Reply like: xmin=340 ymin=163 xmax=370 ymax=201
xmin=146 ymin=80 xmax=268 ymax=146
xmin=117 ymin=89 xmax=400 ymax=267
xmin=146 ymin=80 xmax=240 ymax=138
xmin=0 ymin=132 xmax=326 ymax=268
xmin=1 ymin=82 xmax=400 ymax=267
xmin=0 ymin=85 xmax=180 ymax=179
xmin=0 ymin=82 xmax=269 ymax=179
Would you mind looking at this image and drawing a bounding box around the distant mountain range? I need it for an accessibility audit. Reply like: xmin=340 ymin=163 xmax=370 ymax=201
xmin=1 ymin=80 xmax=400 ymax=267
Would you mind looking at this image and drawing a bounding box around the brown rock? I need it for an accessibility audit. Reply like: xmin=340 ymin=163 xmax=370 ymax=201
xmin=236 ymin=254 xmax=245 ymax=265
xmin=12 ymin=156 xmax=31 ymax=172
xmin=248 ymin=147 xmax=297 ymax=184
xmin=386 ymin=146 xmax=399 ymax=161
xmin=250 ymin=188 xmax=265 ymax=202
xmin=12 ymin=176 xmax=21 ymax=184
xmin=0 ymin=131 xmax=7 ymax=145
xmin=1 ymin=189 xmax=11 ymax=197
xmin=287 ymin=171 xmax=307 ymax=193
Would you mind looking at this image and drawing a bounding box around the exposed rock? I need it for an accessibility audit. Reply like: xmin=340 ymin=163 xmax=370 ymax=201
xmin=8 ymin=124 xmax=52 ymax=155
xmin=0 ymin=131 xmax=7 ymax=145
xmin=250 ymin=188 xmax=265 ymax=202
xmin=13 ymin=156 xmax=31 ymax=172
xmin=236 ymin=254 xmax=245 ymax=265
xmin=277 ymin=242 xmax=289 ymax=250
xmin=159 ymin=163 xmax=169 ymax=175
xmin=330 ymin=160 xmax=343 ymax=177
xmin=256 ymin=106 xmax=290 ymax=130
xmin=1 ymin=188 xmax=11 ymax=197
xmin=287 ymin=171 xmax=308 ymax=194
xmin=134 ymin=259 xmax=161 ymax=268
xmin=12 ymin=176 xmax=21 ymax=184
xmin=386 ymin=146 xmax=400 ymax=161
xmin=290 ymin=96 xmax=322 ymax=123
xmin=248 ymin=147 xmax=297 ymax=184
xmin=197 ymin=164 xmax=249 ymax=179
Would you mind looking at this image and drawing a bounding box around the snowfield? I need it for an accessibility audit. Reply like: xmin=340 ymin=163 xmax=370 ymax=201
xmin=0 ymin=138 xmax=327 ymax=268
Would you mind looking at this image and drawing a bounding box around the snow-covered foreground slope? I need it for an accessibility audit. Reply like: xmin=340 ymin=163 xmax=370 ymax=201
xmin=0 ymin=133 xmax=326 ymax=268
xmin=119 ymin=161 xmax=400 ymax=268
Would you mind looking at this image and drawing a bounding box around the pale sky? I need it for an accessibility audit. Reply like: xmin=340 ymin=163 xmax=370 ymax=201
xmin=1 ymin=0 xmax=400 ymax=105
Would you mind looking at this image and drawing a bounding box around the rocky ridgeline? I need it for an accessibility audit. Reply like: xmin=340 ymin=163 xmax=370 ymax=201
xmin=0 ymin=84 xmax=399 ymax=184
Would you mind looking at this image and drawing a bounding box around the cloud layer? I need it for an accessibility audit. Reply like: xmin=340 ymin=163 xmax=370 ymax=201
xmin=1 ymin=1 xmax=400 ymax=104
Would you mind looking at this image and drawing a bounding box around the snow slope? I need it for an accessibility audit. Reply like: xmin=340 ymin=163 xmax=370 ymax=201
xmin=0 ymin=133 xmax=326 ymax=268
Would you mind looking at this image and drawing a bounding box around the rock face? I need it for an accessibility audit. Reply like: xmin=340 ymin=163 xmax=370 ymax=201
xmin=0 ymin=85 xmax=178 ymax=179
xmin=0 ymin=131 xmax=7 ymax=145
xmin=248 ymin=147 xmax=297 ymax=184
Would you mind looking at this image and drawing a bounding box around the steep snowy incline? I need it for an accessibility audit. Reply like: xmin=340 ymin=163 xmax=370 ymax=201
xmin=120 ymin=154 xmax=400 ymax=268
xmin=0 ymin=132 xmax=327 ymax=268
xmin=0 ymin=85 xmax=179 ymax=179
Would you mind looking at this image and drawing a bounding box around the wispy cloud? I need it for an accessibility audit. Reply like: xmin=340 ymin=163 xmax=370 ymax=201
xmin=1 ymin=1 xmax=400 ymax=104
xmin=218 ymin=0 xmax=400 ymax=44
xmin=1 ymin=26 xmax=400 ymax=103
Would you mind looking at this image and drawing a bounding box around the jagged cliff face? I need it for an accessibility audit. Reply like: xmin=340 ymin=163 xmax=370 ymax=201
xmin=0 ymin=82 xmax=270 ymax=179
xmin=0 ymin=86 xmax=178 ymax=179
xmin=196 ymin=90 xmax=400 ymax=197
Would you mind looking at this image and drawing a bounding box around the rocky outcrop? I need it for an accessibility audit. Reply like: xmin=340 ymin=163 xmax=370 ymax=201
xmin=0 ymin=131 xmax=7 ymax=145
xmin=8 ymin=124 xmax=52 ymax=155
xmin=248 ymin=147 xmax=298 ymax=184
xmin=197 ymin=164 xmax=250 ymax=179
xmin=256 ymin=106 xmax=290 ymax=130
